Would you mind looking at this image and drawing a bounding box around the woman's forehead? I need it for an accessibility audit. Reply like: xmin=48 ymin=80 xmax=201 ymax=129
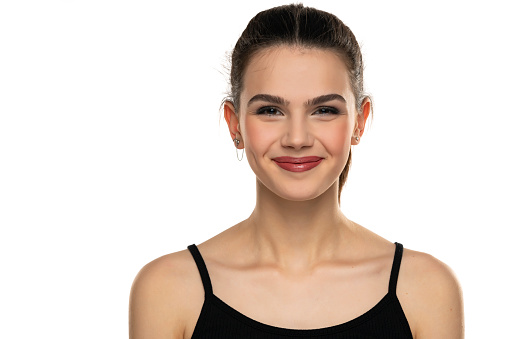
xmin=245 ymin=45 xmax=348 ymax=72
xmin=241 ymin=46 xmax=354 ymax=106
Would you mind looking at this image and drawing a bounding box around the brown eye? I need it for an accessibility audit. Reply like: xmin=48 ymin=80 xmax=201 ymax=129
xmin=314 ymin=107 xmax=340 ymax=115
xmin=256 ymin=107 xmax=282 ymax=116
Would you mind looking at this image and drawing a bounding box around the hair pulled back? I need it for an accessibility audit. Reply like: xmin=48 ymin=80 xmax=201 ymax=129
xmin=227 ymin=3 xmax=369 ymax=202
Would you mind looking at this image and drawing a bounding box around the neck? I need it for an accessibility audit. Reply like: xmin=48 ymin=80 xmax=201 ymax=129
xmin=245 ymin=179 xmax=354 ymax=270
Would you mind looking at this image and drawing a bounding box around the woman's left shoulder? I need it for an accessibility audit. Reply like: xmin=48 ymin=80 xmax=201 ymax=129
xmin=399 ymin=247 xmax=460 ymax=288
xmin=398 ymin=247 xmax=464 ymax=338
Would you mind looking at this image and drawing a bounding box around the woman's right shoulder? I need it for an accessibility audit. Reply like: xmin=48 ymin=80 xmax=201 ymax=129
xmin=129 ymin=248 xmax=204 ymax=339
xmin=132 ymin=248 xmax=201 ymax=292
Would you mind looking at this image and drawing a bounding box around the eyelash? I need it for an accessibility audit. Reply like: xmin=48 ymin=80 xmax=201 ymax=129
xmin=314 ymin=107 xmax=340 ymax=115
xmin=256 ymin=107 xmax=282 ymax=116
xmin=255 ymin=106 xmax=340 ymax=116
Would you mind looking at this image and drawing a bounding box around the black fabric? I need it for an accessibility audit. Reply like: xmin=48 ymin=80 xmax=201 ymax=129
xmin=187 ymin=242 xmax=413 ymax=338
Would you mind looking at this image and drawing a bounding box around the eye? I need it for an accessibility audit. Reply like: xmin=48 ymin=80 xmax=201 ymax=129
xmin=313 ymin=106 xmax=340 ymax=115
xmin=256 ymin=106 xmax=282 ymax=116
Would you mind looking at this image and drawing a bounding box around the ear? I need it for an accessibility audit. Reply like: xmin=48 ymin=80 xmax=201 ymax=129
xmin=352 ymin=98 xmax=371 ymax=145
xmin=223 ymin=101 xmax=244 ymax=149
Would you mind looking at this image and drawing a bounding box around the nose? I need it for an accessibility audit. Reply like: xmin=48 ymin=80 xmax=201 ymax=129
xmin=281 ymin=116 xmax=313 ymax=150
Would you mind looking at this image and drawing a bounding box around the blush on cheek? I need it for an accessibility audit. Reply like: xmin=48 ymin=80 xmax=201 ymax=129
xmin=321 ymin=125 xmax=351 ymax=159
xmin=244 ymin=119 xmax=279 ymax=156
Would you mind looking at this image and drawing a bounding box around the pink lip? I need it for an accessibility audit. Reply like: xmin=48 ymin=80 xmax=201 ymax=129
xmin=272 ymin=156 xmax=324 ymax=172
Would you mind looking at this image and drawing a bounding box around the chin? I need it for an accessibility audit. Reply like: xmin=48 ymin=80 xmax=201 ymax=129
xmin=267 ymin=181 xmax=331 ymax=202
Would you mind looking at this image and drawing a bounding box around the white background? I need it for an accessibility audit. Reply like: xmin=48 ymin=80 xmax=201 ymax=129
xmin=1 ymin=1 xmax=507 ymax=338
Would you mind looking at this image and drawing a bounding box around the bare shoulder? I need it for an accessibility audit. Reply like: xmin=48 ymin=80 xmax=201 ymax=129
xmin=129 ymin=249 xmax=204 ymax=339
xmin=398 ymin=248 xmax=464 ymax=339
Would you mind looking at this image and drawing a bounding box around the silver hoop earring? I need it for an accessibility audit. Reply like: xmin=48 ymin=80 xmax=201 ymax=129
xmin=233 ymin=138 xmax=244 ymax=161
xmin=236 ymin=148 xmax=244 ymax=161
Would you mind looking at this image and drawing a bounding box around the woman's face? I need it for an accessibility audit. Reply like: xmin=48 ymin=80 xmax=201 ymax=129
xmin=233 ymin=46 xmax=365 ymax=201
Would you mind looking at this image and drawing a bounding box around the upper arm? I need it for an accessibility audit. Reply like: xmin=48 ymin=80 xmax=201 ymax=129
xmin=129 ymin=254 xmax=189 ymax=339
xmin=399 ymin=251 xmax=464 ymax=339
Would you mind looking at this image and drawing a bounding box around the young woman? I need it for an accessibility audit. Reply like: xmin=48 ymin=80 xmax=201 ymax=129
xmin=129 ymin=4 xmax=464 ymax=338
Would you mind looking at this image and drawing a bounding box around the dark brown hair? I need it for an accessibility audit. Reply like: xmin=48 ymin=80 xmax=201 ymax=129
xmin=227 ymin=3 xmax=370 ymax=202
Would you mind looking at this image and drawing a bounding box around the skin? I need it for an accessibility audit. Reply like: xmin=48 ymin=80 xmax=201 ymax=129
xmin=129 ymin=46 xmax=464 ymax=339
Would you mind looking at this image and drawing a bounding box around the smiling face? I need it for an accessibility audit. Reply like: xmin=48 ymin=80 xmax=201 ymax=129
xmin=226 ymin=46 xmax=367 ymax=202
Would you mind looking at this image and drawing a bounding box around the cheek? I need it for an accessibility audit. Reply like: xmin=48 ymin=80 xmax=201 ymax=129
xmin=243 ymin=119 xmax=278 ymax=154
xmin=319 ymin=122 xmax=352 ymax=157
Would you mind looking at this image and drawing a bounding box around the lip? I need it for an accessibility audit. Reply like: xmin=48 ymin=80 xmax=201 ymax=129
xmin=272 ymin=156 xmax=324 ymax=172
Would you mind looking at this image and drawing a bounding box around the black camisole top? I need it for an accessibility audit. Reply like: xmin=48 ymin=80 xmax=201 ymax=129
xmin=187 ymin=242 xmax=413 ymax=338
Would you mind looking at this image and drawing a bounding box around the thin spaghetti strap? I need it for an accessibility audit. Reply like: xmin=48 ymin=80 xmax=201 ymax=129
xmin=388 ymin=242 xmax=404 ymax=295
xmin=187 ymin=244 xmax=213 ymax=296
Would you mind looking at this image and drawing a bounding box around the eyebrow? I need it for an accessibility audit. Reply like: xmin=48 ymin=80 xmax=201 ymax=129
xmin=247 ymin=94 xmax=289 ymax=106
xmin=306 ymin=94 xmax=346 ymax=106
xmin=247 ymin=93 xmax=346 ymax=107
